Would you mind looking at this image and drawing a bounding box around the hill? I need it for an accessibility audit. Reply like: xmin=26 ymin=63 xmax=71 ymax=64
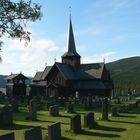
xmin=0 ymin=75 xmax=7 ymax=88
xmin=107 ymin=56 xmax=140 ymax=95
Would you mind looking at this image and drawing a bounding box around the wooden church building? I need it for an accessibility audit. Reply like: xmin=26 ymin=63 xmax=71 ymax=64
xmin=6 ymin=73 xmax=28 ymax=98
xmin=30 ymin=18 xmax=113 ymax=98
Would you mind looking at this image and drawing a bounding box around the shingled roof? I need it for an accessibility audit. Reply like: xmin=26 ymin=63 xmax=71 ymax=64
xmin=46 ymin=62 xmax=105 ymax=80
xmin=32 ymin=72 xmax=43 ymax=82
xmin=41 ymin=66 xmax=52 ymax=80
xmin=77 ymin=63 xmax=104 ymax=80
xmin=55 ymin=62 xmax=75 ymax=79
xmin=5 ymin=73 xmax=28 ymax=80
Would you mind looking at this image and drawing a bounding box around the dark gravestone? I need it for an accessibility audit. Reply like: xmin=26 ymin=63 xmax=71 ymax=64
xmin=111 ymin=107 xmax=118 ymax=116
xmin=58 ymin=97 xmax=66 ymax=107
xmin=11 ymin=98 xmax=19 ymax=112
xmin=126 ymin=104 xmax=135 ymax=110
xmin=70 ymin=114 xmax=81 ymax=133
xmin=67 ymin=104 xmax=74 ymax=113
xmin=0 ymin=132 xmax=15 ymax=140
xmin=47 ymin=97 xmax=56 ymax=108
xmin=83 ymin=98 xmax=88 ymax=109
xmin=74 ymin=98 xmax=79 ymax=105
xmin=118 ymin=105 xmax=128 ymax=113
xmin=84 ymin=112 xmax=95 ymax=129
xmin=117 ymin=98 xmax=121 ymax=104
xmin=0 ymin=93 xmax=6 ymax=104
xmin=26 ymin=99 xmax=37 ymax=121
xmin=101 ymin=97 xmax=108 ymax=120
xmin=87 ymin=96 xmax=93 ymax=108
xmin=0 ymin=106 xmax=13 ymax=127
xmin=135 ymin=99 xmax=140 ymax=107
xmin=47 ymin=122 xmax=61 ymax=140
xmin=49 ymin=105 xmax=59 ymax=116
xmin=24 ymin=126 xmax=42 ymax=140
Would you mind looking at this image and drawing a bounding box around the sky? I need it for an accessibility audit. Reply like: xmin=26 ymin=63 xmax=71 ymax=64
xmin=1 ymin=0 xmax=140 ymax=76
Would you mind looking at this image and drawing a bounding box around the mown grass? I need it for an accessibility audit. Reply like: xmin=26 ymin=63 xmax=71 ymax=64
xmin=0 ymin=101 xmax=140 ymax=140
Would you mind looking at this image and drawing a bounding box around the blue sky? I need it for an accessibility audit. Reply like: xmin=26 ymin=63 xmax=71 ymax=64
xmin=1 ymin=0 xmax=140 ymax=76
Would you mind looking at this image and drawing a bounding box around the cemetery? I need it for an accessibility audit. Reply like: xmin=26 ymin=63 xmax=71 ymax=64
xmin=0 ymin=1 xmax=140 ymax=140
xmin=0 ymin=95 xmax=139 ymax=140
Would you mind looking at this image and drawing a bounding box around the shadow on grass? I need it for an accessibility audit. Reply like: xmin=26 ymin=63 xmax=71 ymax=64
xmin=37 ymin=119 xmax=69 ymax=125
xmin=61 ymin=136 xmax=71 ymax=140
xmin=127 ymin=108 xmax=140 ymax=114
xmin=80 ymin=130 xmax=120 ymax=138
xmin=117 ymin=114 xmax=137 ymax=118
xmin=109 ymin=120 xmax=140 ymax=125
xmin=59 ymin=114 xmax=71 ymax=118
xmin=1 ymin=123 xmax=34 ymax=130
xmin=36 ymin=119 xmax=55 ymax=123
xmin=95 ymin=124 xmax=126 ymax=132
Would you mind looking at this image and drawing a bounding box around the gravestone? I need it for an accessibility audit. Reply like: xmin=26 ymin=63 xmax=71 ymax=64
xmin=126 ymin=104 xmax=135 ymax=110
xmin=111 ymin=107 xmax=118 ymax=116
xmin=101 ymin=97 xmax=108 ymax=120
xmin=57 ymin=97 xmax=66 ymax=107
xmin=67 ymin=104 xmax=74 ymax=113
xmin=0 ymin=105 xmax=13 ymax=127
xmin=70 ymin=114 xmax=81 ymax=133
xmin=24 ymin=126 xmax=42 ymax=140
xmin=47 ymin=122 xmax=61 ymax=140
xmin=26 ymin=99 xmax=37 ymax=121
xmin=47 ymin=97 xmax=56 ymax=108
xmin=11 ymin=98 xmax=19 ymax=112
xmin=87 ymin=96 xmax=93 ymax=108
xmin=117 ymin=98 xmax=121 ymax=104
xmin=84 ymin=112 xmax=95 ymax=129
xmin=135 ymin=99 xmax=140 ymax=107
xmin=0 ymin=132 xmax=15 ymax=140
xmin=49 ymin=105 xmax=59 ymax=116
xmin=118 ymin=105 xmax=128 ymax=113
xmin=83 ymin=98 xmax=88 ymax=109
xmin=0 ymin=93 xmax=6 ymax=103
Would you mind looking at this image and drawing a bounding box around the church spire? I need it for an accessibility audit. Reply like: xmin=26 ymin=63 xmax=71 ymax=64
xmin=62 ymin=16 xmax=80 ymax=58
xmin=62 ymin=16 xmax=81 ymax=68
xmin=67 ymin=17 xmax=77 ymax=54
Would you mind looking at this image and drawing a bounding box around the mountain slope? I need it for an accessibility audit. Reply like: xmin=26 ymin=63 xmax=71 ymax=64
xmin=107 ymin=56 xmax=140 ymax=82
xmin=0 ymin=75 xmax=7 ymax=88
xmin=107 ymin=56 xmax=140 ymax=94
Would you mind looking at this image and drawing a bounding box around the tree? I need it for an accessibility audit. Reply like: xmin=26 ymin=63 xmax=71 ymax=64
xmin=0 ymin=0 xmax=42 ymax=62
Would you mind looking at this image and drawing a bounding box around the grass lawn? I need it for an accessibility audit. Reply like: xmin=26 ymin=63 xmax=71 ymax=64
xmin=0 ymin=101 xmax=140 ymax=140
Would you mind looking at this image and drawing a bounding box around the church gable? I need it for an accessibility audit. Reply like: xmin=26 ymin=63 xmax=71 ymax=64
xmin=101 ymin=65 xmax=111 ymax=80
xmin=46 ymin=64 xmax=66 ymax=86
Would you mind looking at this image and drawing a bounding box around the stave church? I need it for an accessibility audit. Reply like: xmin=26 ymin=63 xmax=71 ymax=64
xmin=30 ymin=17 xmax=113 ymax=98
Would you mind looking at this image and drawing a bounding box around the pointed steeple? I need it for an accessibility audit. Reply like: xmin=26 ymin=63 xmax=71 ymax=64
xmin=62 ymin=17 xmax=80 ymax=58
xmin=62 ymin=16 xmax=81 ymax=68
xmin=67 ymin=17 xmax=77 ymax=55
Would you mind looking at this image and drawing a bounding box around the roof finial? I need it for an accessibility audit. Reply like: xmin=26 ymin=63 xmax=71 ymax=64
xmin=103 ymin=56 xmax=106 ymax=64
xmin=69 ymin=6 xmax=71 ymax=17
xmin=54 ymin=57 xmax=56 ymax=63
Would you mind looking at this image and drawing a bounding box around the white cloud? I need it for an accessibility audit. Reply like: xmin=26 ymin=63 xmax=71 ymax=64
xmin=1 ymin=37 xmax=60 ymax=76
xmin=82 ymin=51 xmax=116 ymax=64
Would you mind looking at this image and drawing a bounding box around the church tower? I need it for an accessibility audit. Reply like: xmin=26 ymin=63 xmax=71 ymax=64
xmin=62 ymin=17 xmax=81 ymax=68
